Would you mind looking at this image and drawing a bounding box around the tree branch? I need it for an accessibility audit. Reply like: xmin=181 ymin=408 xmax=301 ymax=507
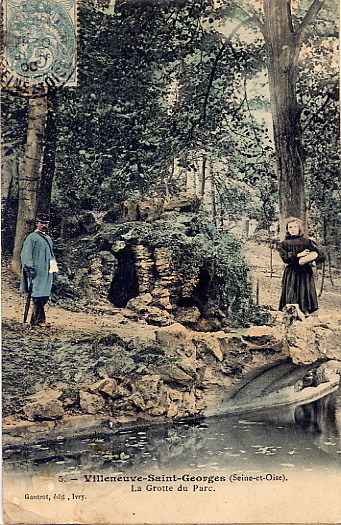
xmin=226 ymin=16 xmax=263 ymax=41
xmin=296 ymin=0 xmax=326 ymax=40
xmin=242 ymin=72 xmax=261 ymax=145
xmin=218 ymin=1 xmax=265 ymax=35
xmin=201 ymin=42 xmax=227 ymax=123
xmin=201 ymin=15 xmax=263 ymax=123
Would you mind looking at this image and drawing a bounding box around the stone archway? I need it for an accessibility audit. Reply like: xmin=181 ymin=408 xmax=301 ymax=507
xmin=108 ymin=246 xmax=139 ymax=307
xmin=177 ymin=267 xmax=211 ymax=310
xmin=191 ymin=267 xmax=211 ymax=307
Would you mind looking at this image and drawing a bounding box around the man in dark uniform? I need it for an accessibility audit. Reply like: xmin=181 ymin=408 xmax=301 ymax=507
xmin=20 ymin=213 xmax=59 ymax=326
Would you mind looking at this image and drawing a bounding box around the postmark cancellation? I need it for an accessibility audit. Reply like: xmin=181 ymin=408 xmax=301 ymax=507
xmin=2 ymin=0 xmax=77 ymax=87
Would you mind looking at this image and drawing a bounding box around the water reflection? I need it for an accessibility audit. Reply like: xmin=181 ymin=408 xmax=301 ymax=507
xmin=294 ymin=390 xmax=340 ymax=455
xmin=3 ymin=389 xmax=340 ymax=476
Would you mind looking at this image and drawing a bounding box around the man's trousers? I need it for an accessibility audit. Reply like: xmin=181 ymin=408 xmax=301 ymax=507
xmin=31 ymin=297 xmax=49 ymax=325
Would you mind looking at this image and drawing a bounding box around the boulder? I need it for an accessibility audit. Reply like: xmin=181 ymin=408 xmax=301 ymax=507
xmin=150 ymin=363 xmax=194 ymax=387
xmin=315 ymin=324 xmax=341 ymax=360
xmin=194 ymin=333 xmax=224 ymax=362
xmin=112 ymin=384 xmax=132 ymax=400
xmin=285 ymin=320 xmax=320 ymax=364
xmin=129 ymin=393 xmax=146 ymax=411
xmin=151 ymin=287 xmax=172 ymax=310
xmin=164 ymin=192 xmax=201 ymax=213
xmin=215 ymin=332 xmax=241 ymax=353
xmin=95 ymin=349 xmax=137 ymax=377
xmin=89 ymin=378 xmax=118 ymax=397
xmin=121 ymin=200 xmax=139 ymax=222
xmin=27 ymin=389 xmax=63 ymax=403
xmin=23 ymin=399 xmax=64 ymax=421
xmin=174 ymin=306 xmax=201 ymax=324
xmin=145 ymin=306 xmax=174 ymax=326
xmin=281 ymin=305 xmax=324 ymax=364
xmin=152 ymin=296 xmax=173 ymax=310
xmin=126 ymin=294 xmax=153 ymax=311
xmin=126 ymin=294 xmax=173 ymax=326
xmin=138 ymin=197 xmax=165 ymax=222
xmin=145 ymin=386 xmax=168 ymax=416
xmin=156 ymin=324 xmax=196 ymax=358
xmin=111 ymin=240 xmax=126 ymax=253
xmin=242 ymin=325 xmax=283 ymax=352
xmin=320 ymin=359 xmax=341 ymax=378
xmin=117 ymin=329 xmax=158 ymax=352
xmin=79 ymin=392 xmax=105 ymax=414
xmin=135 ymin=375 xmax=161 ymax=397
xmin=39 ymin=385 xmax=79 ymax=408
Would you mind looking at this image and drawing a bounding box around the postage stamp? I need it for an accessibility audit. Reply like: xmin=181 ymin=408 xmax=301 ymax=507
xmin=2 ymin=0 xmax=77 ymax=87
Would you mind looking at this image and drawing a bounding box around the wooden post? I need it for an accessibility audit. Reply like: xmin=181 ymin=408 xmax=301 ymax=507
xmin=269 ymin=230 xmax=273 ymax=278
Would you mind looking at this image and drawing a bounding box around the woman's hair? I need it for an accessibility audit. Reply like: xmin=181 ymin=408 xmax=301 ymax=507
xmin=285 ymin=216 xmax=303 ymax=235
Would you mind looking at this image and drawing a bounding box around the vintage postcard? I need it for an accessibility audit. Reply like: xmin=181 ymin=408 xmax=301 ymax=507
xmin=1 ymin=0 xmax=340 ymax=523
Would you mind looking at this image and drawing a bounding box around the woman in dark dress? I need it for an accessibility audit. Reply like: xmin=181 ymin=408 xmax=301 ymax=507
xmin=278 ymin=217 xmax=325 ymax=315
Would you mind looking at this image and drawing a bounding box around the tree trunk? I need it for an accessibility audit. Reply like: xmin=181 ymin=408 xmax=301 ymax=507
xmin=36 ymin=89 xmax=59 ymax=214
xmin=1 ymin=156 xmax=20 ymax=254
xmin=202 ymin=155 xmax=216 ymax=220
xmin=209 ymin=157 xmax=217 ymax=223
xmin=200 ymin=153 xmax=207 ymax=197
xmin=1 ymin=157 xmax=16 ymax=211
xmin=186 ymin=152 xmax=197 ymax=195
xmin=263 ymin=0 xmax=306 ymax=233
xmin=11 ymin=87 xmax=48 ymax=274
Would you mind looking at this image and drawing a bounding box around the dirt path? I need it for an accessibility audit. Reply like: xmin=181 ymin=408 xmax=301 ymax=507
xmin=2 ymin=265 xmax=151 ymax=339
xmin=2 ymin=241 xmax=340 ymax=333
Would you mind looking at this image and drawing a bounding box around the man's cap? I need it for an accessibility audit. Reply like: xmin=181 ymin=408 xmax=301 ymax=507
xmin=36 ymin=213 xmax=50 ymax=222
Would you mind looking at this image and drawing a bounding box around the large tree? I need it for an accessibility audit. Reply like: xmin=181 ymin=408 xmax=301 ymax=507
xmin=262 ymin=0 xmax=327 ymax=232
xmin=216 ymin=0 xmax=332 ymax=232
xmin=11 ymin=88 xmax=48 ymax=273
xmin=8 ymin=87 xmax=58 ymax=273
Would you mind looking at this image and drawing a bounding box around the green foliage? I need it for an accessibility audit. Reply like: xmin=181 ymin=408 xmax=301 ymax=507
xmin=2 ymin=0 xmax=338 ymax=266
xmin=53 ymin=0 xmax=277 ymax=219
xmin=1 ymin=92 xmax=28 ymax=158
xmin=55 ymin=0 xmax=170 ymax=209
xmin=1 ymin=92 xmax=28 ymax=251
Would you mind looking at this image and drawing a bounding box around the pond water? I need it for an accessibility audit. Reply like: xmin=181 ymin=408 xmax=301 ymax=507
xmin=3 ymin=388 xmax=341 ymax=476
